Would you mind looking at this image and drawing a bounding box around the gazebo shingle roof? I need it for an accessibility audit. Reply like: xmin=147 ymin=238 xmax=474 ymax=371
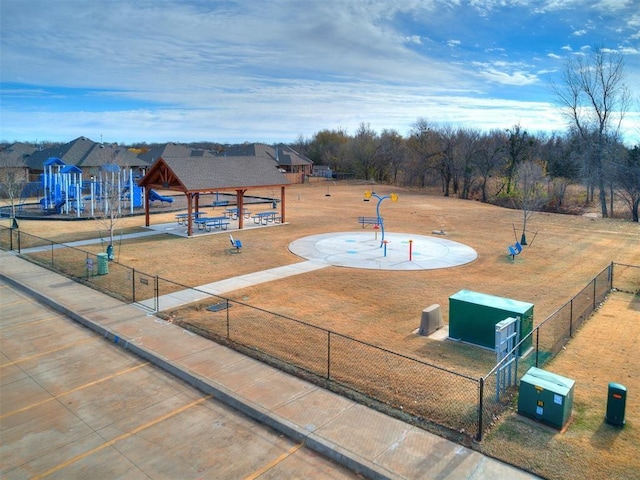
xmin=140 ymin=155 xmax=289 ymax=192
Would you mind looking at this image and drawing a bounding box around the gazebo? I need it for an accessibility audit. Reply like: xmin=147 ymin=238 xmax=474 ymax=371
xmin=138 ymin=155 xmax=290 ymax=236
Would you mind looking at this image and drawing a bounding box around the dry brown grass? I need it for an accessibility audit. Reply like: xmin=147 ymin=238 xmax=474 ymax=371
xmin=4 ymin=180 xmax=639 ymax=479
xmin=481 ymin=292 xmax=640 ymax=480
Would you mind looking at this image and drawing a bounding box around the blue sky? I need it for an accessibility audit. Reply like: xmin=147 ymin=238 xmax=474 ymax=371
xmin=1 ymin=0 xmax=639 ymax=145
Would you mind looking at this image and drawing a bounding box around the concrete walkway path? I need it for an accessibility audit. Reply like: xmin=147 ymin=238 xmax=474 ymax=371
xmin=0 ymin=250 xmax=540 ymax=480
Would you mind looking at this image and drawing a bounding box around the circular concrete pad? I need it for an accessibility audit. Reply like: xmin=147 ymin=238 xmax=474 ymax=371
xmin=289 ymin=232 xmax=477 ymax=271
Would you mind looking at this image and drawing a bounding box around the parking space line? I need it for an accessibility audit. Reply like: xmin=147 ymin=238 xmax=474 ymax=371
xmin=0 ymin=362 xmax=150 ymax=419
xmin=0 ymin=314 xmax=60 ymax=331
xmin=0 ymin=298 xmax=28 ymax=308
xmin=243 ymin=443 xmax=304 ymax=480
xmin=31 ymin=394 xmax=214 ymax=480
xmin=0 ymin=337 xmax=98 ymax=369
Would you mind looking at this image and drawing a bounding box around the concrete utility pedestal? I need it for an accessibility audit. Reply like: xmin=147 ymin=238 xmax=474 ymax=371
xmin=419 ymin=304 xmax=443 ymax=335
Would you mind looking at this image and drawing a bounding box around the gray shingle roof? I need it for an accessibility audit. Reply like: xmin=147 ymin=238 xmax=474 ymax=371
xmin=24 ymin=137 xmax=148 ymax=171
xmin=142 ymin=155 xmax=290 ymax=192
xmin=218 ymin=143 xmax=312 ymax=167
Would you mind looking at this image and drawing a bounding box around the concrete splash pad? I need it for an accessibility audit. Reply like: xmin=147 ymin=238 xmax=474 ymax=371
xmin=289 ymin=232 xmax=477 ymax=271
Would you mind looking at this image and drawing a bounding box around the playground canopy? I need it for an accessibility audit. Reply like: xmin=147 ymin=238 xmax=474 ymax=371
xmin=137 ymin=155 xmax=290 ymax=236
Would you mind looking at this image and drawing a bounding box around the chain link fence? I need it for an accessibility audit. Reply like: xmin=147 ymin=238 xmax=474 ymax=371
xmin=1 ymin=225 xmax=637 ymax=442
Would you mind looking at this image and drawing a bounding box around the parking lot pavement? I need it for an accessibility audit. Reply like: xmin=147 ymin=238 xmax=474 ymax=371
xmin=0 ymin=282 xmax=360 ymax=480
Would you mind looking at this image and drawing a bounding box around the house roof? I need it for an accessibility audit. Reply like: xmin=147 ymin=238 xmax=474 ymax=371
xmin=0 ymin=143 xmax=36 ymax=168
xmin=218 ymin=143 xmax=312 ymax=167
xmin=138 ymin=155 xmax=290 ymax=193
xmin=136 ymin=143 xmax=217 ymax=163
xmin=24 ymin=137 xmax=149 ymax=171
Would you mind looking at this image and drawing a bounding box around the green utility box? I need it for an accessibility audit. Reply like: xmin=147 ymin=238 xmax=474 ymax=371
xmin=605 ymin=382 xmax=626 ymax=427
xmin=449 ymin=290 xmax=533 ymax=355
xmin=97 ymin=253 xmax=109 ymax=275
xmin=518 ymin=367 xmax=575 ymax=430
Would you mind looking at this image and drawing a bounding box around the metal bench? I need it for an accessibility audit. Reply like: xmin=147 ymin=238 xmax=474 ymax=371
xmin=357 ymin=216 xmax=382 ymax=228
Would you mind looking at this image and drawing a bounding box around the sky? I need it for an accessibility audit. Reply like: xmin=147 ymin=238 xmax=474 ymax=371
xmin=1 ymin=0 xmax=639 ymax=146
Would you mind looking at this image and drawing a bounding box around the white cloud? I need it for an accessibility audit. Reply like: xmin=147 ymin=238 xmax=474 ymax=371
xmin=572 ymin=29 xmax=588 ymax=36
xmin=478 ymin=69 xmax=539 ymax=86
xmin=404 ymin=35 xmax=423 ymax=44
xmin=1 ymin=0 xmax=638 ymax=146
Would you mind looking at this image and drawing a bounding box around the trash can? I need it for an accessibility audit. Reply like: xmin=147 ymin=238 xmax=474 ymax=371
xmin=606 ymin=382 xmax=626 ymax=427
xmin=97 ymin=253 xmax=109 ymax=275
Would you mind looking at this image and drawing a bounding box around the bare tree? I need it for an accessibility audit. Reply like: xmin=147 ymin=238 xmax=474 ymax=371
xmin=346 ymin=123 xmax=380 ymax=180
xmin=95 ymin=164 xmax=127 ymax=260
xmin=502 ymin=123 xmax=531 ymax=195
xmin=615 ymin=144 xmax=640 ymax=222
xmin=552 ymin=47 xmax=631 ymax=218
xmin=455 ymin=128 xmax=482 ymax=200
xmin=474 ymin=130 xmax=507 ymax=203
xmin=406 ymin=119 xmax=440 ymax=188
xmin=514 ymin=161 xmax=547 ymax=244
xmin=0 ymin=154 xmax=30 ymax=224
xmin=377 ymin=129 xmax=407 ymax=184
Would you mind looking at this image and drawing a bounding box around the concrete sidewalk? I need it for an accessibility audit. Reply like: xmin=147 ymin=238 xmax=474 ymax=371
xmin=0 ymin=250 xmax=540 ymax=480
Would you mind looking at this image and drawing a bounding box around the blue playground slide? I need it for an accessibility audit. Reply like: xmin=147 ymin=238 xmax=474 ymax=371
xmin=149 ymin=189 xmax=174 ymax=204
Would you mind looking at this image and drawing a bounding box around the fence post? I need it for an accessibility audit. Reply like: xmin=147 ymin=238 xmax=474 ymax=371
xmin=535 ymin=328 xmax=540 ymax=367
xmin=593 ymin=277 xmax=597 ymax=311
xmin=476 ymin=377 xmax=484 ymax=442
xmin=17 ymin=230 xmax=21 ymax=252
xmin=226 ymin=299 xmax=230 ymax=339
xmin=609 ymin=262 xmax=614 ymax=290
xmin=132 ymin=269 xmax=136 ymax=302
xmin=50 ymin=242 xmax=54 ymax=267
xmin=327 ymin=331 xmax=331 ymax=379
xmin=569 ymin=298 xmax=574 ymax=337
xmin=154 ymin=275 xmax=159 ymax=312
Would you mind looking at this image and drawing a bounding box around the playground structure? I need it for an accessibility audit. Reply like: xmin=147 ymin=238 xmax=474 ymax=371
xmin=37 ymin=157 xmax=145 ymax=217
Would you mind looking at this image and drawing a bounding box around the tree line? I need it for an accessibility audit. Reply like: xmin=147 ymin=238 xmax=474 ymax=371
xmin=293 ymin=48 xmax=638 ymax=222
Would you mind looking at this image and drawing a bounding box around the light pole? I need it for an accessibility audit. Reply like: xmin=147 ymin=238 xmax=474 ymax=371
xmin=364 ymin=191 xmax=398 ymax=246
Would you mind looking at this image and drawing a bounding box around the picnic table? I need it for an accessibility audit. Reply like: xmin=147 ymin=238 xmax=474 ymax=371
xmin=194 ymin=216 xmax=230 ymax=231
xmin=176 ymin=211 xmax=205 ymax=225
xmin=225 ymin=207 xmax=251 ymax=220
xmin=251 ymin=211 xmax=279 ymax=224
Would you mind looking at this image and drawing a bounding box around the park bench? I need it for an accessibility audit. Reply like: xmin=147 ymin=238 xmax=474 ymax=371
xmin=508 ymin=242 xmax=523 ymax=260
xmin=357 ymin=216 xmax=382 ymax=228
xmin=212 ymin=200 xmax=229 ymax=208
xmin=229 ymin=234 xmax=242 ymax=253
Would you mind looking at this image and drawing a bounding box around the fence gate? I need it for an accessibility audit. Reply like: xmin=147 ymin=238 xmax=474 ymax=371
xmin=132 ymin=270 xmax=158 ymax=312
xmin=495 ymin=316 xmax=520 ymax=400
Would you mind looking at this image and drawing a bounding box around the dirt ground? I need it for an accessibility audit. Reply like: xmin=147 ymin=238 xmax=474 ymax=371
xmin=4 ymin=180 xmax=640 ymax=479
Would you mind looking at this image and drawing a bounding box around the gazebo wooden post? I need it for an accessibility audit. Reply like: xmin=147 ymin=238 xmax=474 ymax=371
xmin=236 ymin=189 xmax=246 ymax=229
xmin=144 ymin=187 xmax=150 ymax=227
xmin=280 ymin=186 xmax=286 ymax=223
xmin=186 ymin=192 xmax=193 ymax=236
